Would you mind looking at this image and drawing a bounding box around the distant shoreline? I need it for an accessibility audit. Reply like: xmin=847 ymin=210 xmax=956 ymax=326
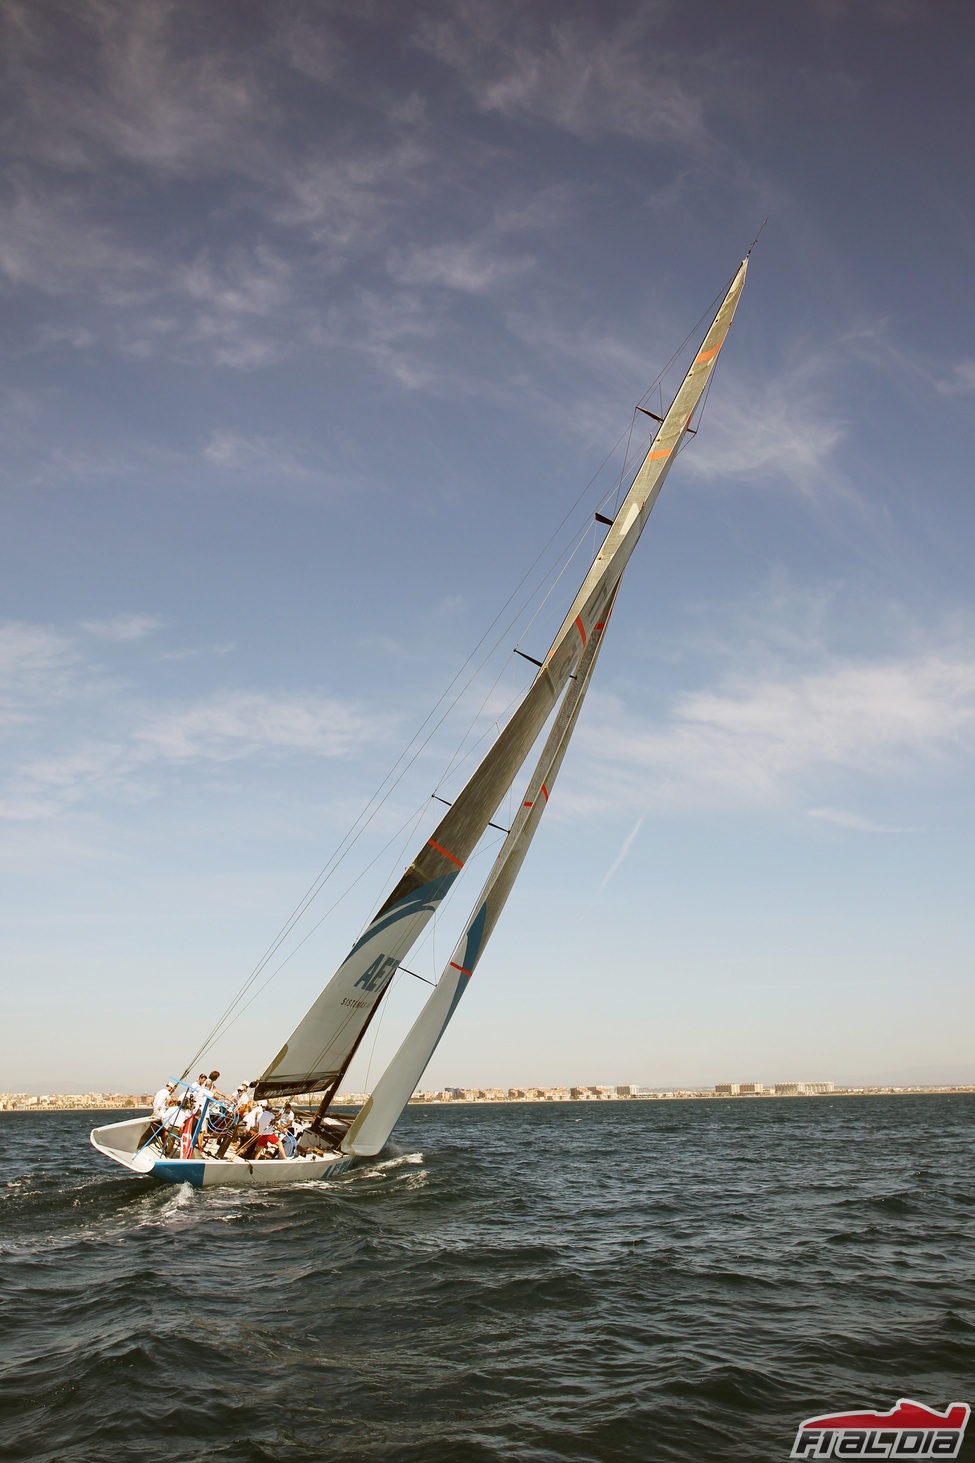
xmin=2 ymin=1085 xmax=973 ymax=1113
xmin=1 ymin=1104 xmax=153 ymax=1113
xmin=409 ymin=1086 xmax=975 ymax=1104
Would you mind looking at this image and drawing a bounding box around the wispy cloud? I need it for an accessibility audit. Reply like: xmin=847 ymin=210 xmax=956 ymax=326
xmin=135 ymin=691 xmax=371 ymax=763
xmin=80 ymin=614 xmax=163 ymax=642
xmin=0 ymin=623 xmax=80 ymax=730
xmin=4 ymin=689 xmax=378 ymax=820
xmin=388 ymin=239 xmax=534 ymax=294
xmin=4 ymin=0 xmax=270 ymax=179
xmin=416 ymin=4 xmax=709 ymax=147
xmin=174 ymin=244 xmax=295 ymax=367
xmin=683 ymin=366 xmax=847 ymax=490
xmin=202 ymin=430 xmax=324 ymax=480
xmin=0 ymin=182 xmax=294 ymax=369
xmin=179 ymin=245 xmax=292 ymax=318
xmin=806 ymin=806 xmax=921 ymax=833
xmin=0 ymin=617 xmax=383 ymax=819
xmin=384 ymin=186 xmax=570 ymax=299
xmin=0 ymin=621 xmax=76 ymax=677
xmin=2 ymin=0 xmax=727 ymax=394
xmin=935 ymin=360 xmax=975 ymax=396
xmin=273 ymin=137 xmax=431 ymax=253
xmin=0 ymin=4 xmax=438 ymax=370
xmin=0 ymin=185 xmax=152 ymax=296
xmin=314 ymin=287 xmax=449 ymax=389
xmin=160 ymin=642 xmax=235 ymax=663
xmin=574 ymin=647 xmax=975 ymax=817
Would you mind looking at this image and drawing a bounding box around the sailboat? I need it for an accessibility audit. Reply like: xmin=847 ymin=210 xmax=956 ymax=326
xmin=91 ymin=251 xmax=750 ymax=1187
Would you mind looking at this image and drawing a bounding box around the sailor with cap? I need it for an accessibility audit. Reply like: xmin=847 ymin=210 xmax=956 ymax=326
xmin=152 ymin=1080 xmax=176 ymax=1119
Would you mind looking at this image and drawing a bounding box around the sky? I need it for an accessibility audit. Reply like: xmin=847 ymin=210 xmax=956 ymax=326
xmin=3 ymin=0 xmax=975 ymax=1096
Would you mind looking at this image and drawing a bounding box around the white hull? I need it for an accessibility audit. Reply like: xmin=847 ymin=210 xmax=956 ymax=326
xmin=90 ymin=1116 xmax=356 ymax=1188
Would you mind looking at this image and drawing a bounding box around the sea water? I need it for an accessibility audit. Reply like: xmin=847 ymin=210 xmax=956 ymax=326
xmin=1 ymin=1096 xmax=973 ymax=1462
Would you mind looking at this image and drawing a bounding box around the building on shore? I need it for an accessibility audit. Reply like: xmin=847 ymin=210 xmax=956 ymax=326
xmin=0 ymin=1093 xmax=152 ymax=1111
xmin=715 ymin=1081 xmax=836 ymax=1096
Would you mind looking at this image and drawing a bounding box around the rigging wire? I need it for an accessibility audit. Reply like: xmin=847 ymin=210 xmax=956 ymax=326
xmin=188 ymin=797 xmax=432 ymax=1055
xmin=181 ymin=277 xmax=735 ymax=1076
xmin=183 ymin=488 xmax=628 ymax=1074
xmin=431 ymin=519 xmax=597 ymax=799
xmin=182 ymin=450 xmax=631 ymax=1078
xmin=360 ymin=969 xmax=397 ymax=1095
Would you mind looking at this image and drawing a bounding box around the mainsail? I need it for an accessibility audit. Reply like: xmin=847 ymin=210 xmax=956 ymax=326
xmin=253 ymin=257 xmax=748 ymax=1103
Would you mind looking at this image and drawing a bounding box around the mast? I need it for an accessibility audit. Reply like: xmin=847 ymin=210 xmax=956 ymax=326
xmin=252 ymin=256 xmax=749 ymax=1105
xmin=341 ymin=579 xmax=622 ymax=1155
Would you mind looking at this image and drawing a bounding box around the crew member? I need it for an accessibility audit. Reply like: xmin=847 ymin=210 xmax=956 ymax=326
xmin=238 ymin=1100 xmax=287 ymax=1160
xmin=143 ymin=1080 xmax=177 ymax=1147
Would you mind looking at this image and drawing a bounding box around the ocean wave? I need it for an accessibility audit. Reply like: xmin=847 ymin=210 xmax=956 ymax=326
xmin=1 ymin=1097 xmax=973 ymax=1463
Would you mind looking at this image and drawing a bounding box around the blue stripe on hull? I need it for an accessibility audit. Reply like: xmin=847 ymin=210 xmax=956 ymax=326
xmin=147 ymin=1156 xmax=356 ymax=1187
xmin=152 ymin=1160 xmax=206 ymax=1186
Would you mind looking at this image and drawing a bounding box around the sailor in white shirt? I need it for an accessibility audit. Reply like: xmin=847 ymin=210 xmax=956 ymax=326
xmin=145 ymin=1081 xmax=179 ymax=1150
xmin=235 ymin=1102 xmax=262 ymax=1155
xmin=198 ymin=1071 xmax=227 ymax=1136
xmin=276 ymin=1103 xmax=300 ymax=1156
xmin=154 ymin=1093 xmax=194 ymax=1155
xmin=240 ymin=1101 xmax=286 ymax=1159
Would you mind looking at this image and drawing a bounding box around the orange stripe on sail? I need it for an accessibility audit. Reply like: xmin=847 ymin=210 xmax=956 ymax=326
xmin=575 ymin=615 xmax=587 ymax=646
xmin=647 ymin=445 xmax=672 ymax=459
xmin=450 ymin=961 xmax=473 ymax=976
xmin=540 ymin=784 xmax=549 ymax=801
xmin=695 ymin=334 xmax=725 ymax=363
xmin=428 ymin=838 xmax=463 ymax=868
xmin=523 ymin=800 xmax=533 ymax=808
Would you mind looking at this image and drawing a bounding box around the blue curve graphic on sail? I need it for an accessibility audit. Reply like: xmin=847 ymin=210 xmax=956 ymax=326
xmin=428 ymin=900 xmax=489 ymax=1057
xmin=345 ymin=874 xmax=456 ymax=957
xmin=458 ymin=901 xmax=488 ymax=977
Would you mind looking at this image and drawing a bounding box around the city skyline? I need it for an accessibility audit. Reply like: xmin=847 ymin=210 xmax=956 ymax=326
xmin=6 ymin=1078 xmax=974 ymax=1111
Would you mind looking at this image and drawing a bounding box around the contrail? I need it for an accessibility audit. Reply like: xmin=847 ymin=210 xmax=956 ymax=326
xmin=599 ymin=812 xmax=647 ymax=891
